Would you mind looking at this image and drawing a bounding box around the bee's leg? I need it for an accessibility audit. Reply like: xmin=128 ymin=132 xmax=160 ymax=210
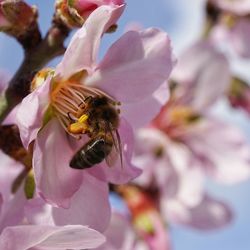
xmin=84 ymin=96 xmax=93 ymax=104
xmin=67 ymin=112 xmax=76 ymax=122
xmin=78 ymin=102 xmax=85 ymax=109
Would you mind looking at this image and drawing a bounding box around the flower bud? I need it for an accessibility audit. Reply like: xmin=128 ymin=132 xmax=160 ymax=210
xmin=55 ymin=0 xmax=124 ymax=28
xmin=0 ymin=0 xmax=37 ymax=36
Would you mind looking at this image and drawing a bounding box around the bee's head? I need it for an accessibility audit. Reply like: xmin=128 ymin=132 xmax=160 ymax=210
xmin=90 ymin=96 xmax=109 ymax=107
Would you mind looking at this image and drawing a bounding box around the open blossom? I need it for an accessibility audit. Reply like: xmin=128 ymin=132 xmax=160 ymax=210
xmin=0 ymin=151 xmax=106 ymax=250
xmin=132 ymin=40 xmax=250 ymax=230
xmin=16 ymin=4 xmax=175 ymax=211
xmin=134 ymin=126 xmax=234 ymax=230
xmin=55 ymin=0 xmax=124 ymax=28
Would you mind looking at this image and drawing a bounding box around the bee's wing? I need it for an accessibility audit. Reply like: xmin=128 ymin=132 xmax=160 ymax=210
xmin=105 ymin=124 xmax=123 ymax=168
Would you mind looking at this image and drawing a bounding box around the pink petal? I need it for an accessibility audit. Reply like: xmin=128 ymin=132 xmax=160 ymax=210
xmin=121 ymin=83 xmax=169 ymax=129
xmin=0 ymin=151 xmax=23 ymax=200
xmin=2 ymin=105 xmax=19 ymax=125
xmin=0 ymin=187 xmax=26 ymax=232
xmin=52 ymin=173 xmax=111 ymax=232
xmin=56 ymin=5 xmax=125 ymax=78
xmin=88 ymin=118 xmax=142 ymax=184
xmin=24 ymin=198 xmax=54 ymax=226
xmin=33 ymin=118 xmax=83 ymax=208
xmin=133 ymin=128 xmax=179 ymax=198
xmin=172 ymin=41 xmax=230 ymax=111
xmin=185 ymin=118 xmax=250 ymax=184
xmin=164 ymin=194 xmax=233 ymax=230
xmin=231 ymin=18 xmax=250 ymax=58
xmin=0 ymin=225 xmax=105 ymax=250
xmin=95 ymin=212 xmax=136 ymax=250
xmin=0 ymin=153 xmax=26 ymax=231
xmin=211 ymin=0 xmax=250 ymax=15
xmin=0 ymin=194 xmax=2 ymax=215
xmin=88 ymin=28 xmax=175 ymax=103
xmin=16 ymin=77 xmax=51 ymax=149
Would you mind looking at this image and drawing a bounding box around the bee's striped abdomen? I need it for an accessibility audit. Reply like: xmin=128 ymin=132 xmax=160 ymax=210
xmin=70 ymin=138 xmax=112 ymax=169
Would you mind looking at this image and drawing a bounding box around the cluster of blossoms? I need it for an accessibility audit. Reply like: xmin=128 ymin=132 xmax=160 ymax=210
xmin=0 ymin=0 xmax=250 ymax=249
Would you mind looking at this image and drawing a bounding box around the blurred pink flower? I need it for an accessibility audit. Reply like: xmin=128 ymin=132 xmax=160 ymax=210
xmin=132 ymin=40 xmax=250 ymax=230
xmin=211 ymin=18 xmax=250 ymax=58
xmin=208 ymin=0 xmax=250 ymax=58
xmin=134 ymin=126 xmax=235 ymax=230
xmin=16 ymin=4 xmax=175 ymax=210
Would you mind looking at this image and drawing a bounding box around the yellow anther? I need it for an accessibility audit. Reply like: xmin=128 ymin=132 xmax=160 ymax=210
xmin=170 ymin=106 xmax=193 ymax=123
xmin=78 ymin=114 xmax=89 ymax=123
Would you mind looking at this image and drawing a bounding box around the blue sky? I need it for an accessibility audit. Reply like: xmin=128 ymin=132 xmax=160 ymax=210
xmin=1 ymin=1 xmax=250 ymax=249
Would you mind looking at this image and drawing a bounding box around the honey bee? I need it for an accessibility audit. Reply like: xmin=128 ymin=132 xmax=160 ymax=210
xmin=68 ymin=95 xmax=122 ymax=169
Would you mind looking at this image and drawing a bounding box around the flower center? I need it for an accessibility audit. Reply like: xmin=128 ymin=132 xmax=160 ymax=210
xmin=50 ymin=79 xmax=120 ymax=138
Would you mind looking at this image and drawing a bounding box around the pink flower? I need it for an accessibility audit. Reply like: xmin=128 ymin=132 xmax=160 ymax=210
xmin=207 ymin=0 xmax=250 ymax=58
xmin=16 ymin=4 xmax=175 ymax=211
xmin=132 ymin=40 xmax=250 ymax=230
xmin=134 ymin=125 xmax=235 ymax=230
xmin=55 ymin=0 xmax=124 ymax=28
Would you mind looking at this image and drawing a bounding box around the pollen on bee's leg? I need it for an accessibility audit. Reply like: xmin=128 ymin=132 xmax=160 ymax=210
xmin=78 ymin=114 xmax=88 ymax=123
xmin=68 ymin=122 xmax=88 ymax=134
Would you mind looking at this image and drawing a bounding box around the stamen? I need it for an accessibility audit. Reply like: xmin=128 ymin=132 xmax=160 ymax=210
xmin=50 ymin=80 xmax=120 ymax=137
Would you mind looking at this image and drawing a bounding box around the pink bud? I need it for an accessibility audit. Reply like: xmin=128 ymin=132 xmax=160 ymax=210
xmin=55 ymin=0 xmax=124 ymax=28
